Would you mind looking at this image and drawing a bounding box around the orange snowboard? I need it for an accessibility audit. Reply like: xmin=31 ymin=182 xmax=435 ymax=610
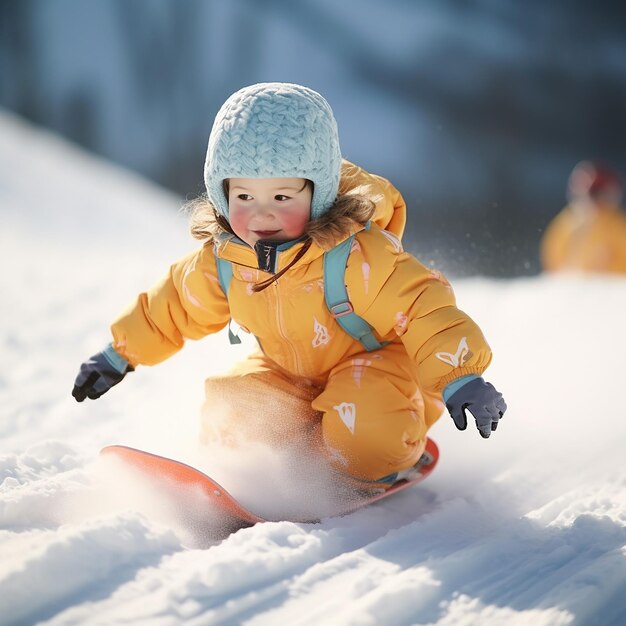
xmin=100 ymin=438 xmax=439 ymax=526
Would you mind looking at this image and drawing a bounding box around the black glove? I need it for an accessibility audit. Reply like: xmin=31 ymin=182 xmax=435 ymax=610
xmin=445 ymin=377 xmax=507 ymax=439
xmin=72 ymin=345 xmax=132 ymax=402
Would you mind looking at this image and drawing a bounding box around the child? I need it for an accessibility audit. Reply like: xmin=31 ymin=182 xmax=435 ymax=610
xmin=73 ymin=82 xmax=506 ymax=490
xmin=541 ymin=161 xmax=626 ymax=274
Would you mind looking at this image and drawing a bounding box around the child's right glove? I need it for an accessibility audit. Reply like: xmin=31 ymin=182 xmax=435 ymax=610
xmin=72 ymin=344 xmax=132 ymax=402
xmin=444 ymin=376 xmax=507 ymax=439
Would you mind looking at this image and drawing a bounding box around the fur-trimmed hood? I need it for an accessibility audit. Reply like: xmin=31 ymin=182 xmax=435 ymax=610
xmin=212 ymin=160 xmax=407 ymax=272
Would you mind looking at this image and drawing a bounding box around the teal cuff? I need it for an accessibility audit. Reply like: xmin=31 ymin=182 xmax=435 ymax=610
xmin=443 ymin=375 xmax=480 ymax=403
xmin=103 ymin=343 xmax=130 ymax=374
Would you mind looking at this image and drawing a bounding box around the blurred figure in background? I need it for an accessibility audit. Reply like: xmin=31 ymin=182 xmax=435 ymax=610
xmin=541 ymin=161 xmax=626 ymax=274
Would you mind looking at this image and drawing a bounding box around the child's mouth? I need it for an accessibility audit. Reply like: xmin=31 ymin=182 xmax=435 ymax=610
xmin=254 ymin=230 xmax=281 ymax=238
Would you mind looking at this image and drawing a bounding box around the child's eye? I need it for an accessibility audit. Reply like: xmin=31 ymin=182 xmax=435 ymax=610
xmin=237 ymin=194 xmax=253 ymax=201
xmin=275 ymin=195 xmax=290 ymax=201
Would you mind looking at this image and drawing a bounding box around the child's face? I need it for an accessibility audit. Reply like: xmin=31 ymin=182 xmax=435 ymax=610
xmin=227 ymin=177 xmax=313 ymax=248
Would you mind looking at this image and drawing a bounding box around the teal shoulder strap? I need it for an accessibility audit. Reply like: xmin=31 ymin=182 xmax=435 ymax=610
xmin=323 ymin=234 xmax=387 ymax=352
xmin=215 ymin=257 xmax=241 ymax=345
xmin=215 ymin=256 xmax=232 ymax=295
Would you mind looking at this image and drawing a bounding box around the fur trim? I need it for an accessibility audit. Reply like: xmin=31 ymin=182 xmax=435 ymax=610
xmin=305 ymin=192 xmax=375 ymax=250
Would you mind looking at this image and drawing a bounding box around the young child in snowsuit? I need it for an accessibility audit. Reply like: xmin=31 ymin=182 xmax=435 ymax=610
xmin=73 ymin=83 xmax=507 ymax=489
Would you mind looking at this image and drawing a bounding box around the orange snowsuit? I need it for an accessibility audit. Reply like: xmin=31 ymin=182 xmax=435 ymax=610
xmin=541 ymin=201 xmax=626 ymax=274
xmin=111 ymin=162 xmax=492 ymax=483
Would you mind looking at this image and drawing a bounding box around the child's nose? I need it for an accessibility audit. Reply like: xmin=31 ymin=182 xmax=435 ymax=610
xmin=253 ymin=203 xmax=276 ymax=218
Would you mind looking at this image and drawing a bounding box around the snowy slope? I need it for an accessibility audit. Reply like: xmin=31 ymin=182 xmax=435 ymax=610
xmin=1 ymin=110 xmax=625 ymax=626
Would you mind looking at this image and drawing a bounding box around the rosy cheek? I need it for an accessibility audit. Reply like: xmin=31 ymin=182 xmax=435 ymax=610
xmin=280 ymin=211 xmax=308 ymax=234
xmin=229 ymin=212 xmax=247 ymax=234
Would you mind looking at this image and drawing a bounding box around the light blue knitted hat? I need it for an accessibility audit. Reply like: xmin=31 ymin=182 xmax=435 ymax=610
xmin=204 ymin=82 xmax=342 ymax=221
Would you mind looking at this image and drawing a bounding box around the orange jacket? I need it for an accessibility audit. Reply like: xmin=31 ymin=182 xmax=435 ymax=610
xmin=541 ymin=202 xmax=626 ymax=274
xmin=111 ymin=162 xmax=492 ymax=394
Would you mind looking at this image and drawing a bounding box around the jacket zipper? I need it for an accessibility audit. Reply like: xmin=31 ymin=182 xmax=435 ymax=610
xmin=273 ymin=279 xmax=301 ymax=375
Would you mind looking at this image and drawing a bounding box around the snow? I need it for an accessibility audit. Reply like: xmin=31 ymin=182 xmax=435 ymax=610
xmin=1 ymin=109 xmax=626 ymax=626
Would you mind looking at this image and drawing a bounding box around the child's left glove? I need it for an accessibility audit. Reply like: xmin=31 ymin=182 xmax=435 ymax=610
xmin=444 ymin=377 xmax=507 ymax=439
xmin=72 ymin=344 xmax=133 ymax=402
